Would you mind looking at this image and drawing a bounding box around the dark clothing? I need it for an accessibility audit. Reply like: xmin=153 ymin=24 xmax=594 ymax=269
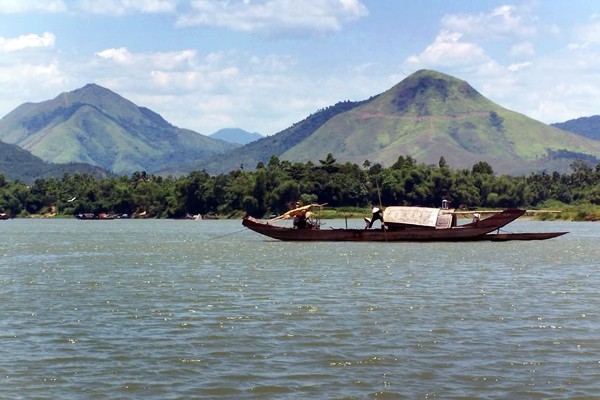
xmin=293 ymin=213 xmax=307 ymax=229
xmin=368 ymin=210 xmax=384 ymax=228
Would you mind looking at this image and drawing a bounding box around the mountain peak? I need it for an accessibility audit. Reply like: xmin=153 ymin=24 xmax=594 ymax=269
xmin=68 ymin=83 xmax=125 ymax=102
xmin=68 ymin=83 xmax=118 ymax=98
xmin=82 ymin=82 xmax=105 ymax=90
xmin=0 ymin=83 xmax=238 ymax=175
xmin=40 ymin=83 xmax=136 ymax=119
xmin=382 ymin=69 xmax=491 ymax=116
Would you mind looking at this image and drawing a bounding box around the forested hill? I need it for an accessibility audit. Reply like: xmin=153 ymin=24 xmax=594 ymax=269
xmin=0 ymin=140 xmax=110 ymax=184
xmin=552 ymin=115 xmax=600 ymax=140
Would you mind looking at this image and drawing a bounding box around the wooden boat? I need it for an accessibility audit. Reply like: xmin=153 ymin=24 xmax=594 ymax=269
xmin=242 ymin=206 xmax=532 ymax=242
xmin=473 ymin=231 xmax=568 ymax=241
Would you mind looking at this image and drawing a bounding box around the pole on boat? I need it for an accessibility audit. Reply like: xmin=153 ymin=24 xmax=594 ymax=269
xmin=375 ymin=177 xmax=388 ymax=242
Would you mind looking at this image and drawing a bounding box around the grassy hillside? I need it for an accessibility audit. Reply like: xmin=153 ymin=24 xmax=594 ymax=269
xmin=282 ymin=70 xmax=600 ymax=174
xmin=0 ymin=84 xmax=238 ymax=174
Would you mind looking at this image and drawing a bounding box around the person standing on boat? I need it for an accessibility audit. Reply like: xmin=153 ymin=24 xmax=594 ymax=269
xmin=366 ymin=207 xmax=384 ymax=229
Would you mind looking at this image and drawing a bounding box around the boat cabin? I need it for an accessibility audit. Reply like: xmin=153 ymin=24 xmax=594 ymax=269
xmin=383 ymin=206 xmax=457 ymax=230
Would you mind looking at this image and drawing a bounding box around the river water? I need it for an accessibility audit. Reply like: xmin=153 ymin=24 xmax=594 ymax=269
xmin=1 ymin=218 xmax=598 ymax=399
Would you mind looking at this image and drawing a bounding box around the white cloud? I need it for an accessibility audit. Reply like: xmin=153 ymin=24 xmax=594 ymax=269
xmin=509 ymin=41 xmax=535 ymax=58
xmin=525 ymin=45 xmax=600 ymax=122
xmin=85 ymin=46 xmax=314 ymax=134
xmin=150 ymin=70 xmax=198 ymax=91
xmin=93 ymin=48 xmax=205 ymax=93
xmin=0 ymin=62 xmax=64 ymax=86
xmin=0 ymin=0 xmax=176 ymax=15
xmin=575 ymin=14 xmax=600 ymax=45
xmin=0 ymin=0 xmax=66 ymax=13
xmin=95 ymin=47 xmax=133 ymax=63
xmin=507 ymin=61 xmax=532 ymax=72
xmin=177 ymin=0 xmax=368 ymax=35
xmin=249 ymin=54 xmax=296 ymax=72
xmin=441 ymin=4 xmax=536 ymax=40
xmin=95 ymin=47 xmax=197 ymax=70
xmin=0 ymin=32 xmax=55 ymax=52
xmin=0 ymin=61 xmax=67 ymax=114
xmin=406 ymin=31 xmax=488 ymax=67
xmin=401 ymin=4 xmax=600 ymax=125
xmin=466 ymin=37 xmax=600 ymax=124
xmin=502 ymin=13 xmax=600 ymax=123
xmin=0 ymin=31 xmax=65 ymax=114
xmin=76 ymin=0 xmax=176 ymax=15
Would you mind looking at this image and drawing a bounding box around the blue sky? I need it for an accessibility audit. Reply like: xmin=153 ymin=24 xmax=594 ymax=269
xmin=0 ymin=0 xmax=598 ymax=136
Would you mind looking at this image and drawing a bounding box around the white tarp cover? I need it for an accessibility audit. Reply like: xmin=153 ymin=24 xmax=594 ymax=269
xmin=383 ymin=206 xmax=452 ymax=228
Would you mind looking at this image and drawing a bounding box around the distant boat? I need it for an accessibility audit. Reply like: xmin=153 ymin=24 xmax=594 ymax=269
xmin=242 ymin=205 xmax=565 ymax=242
xmin=76 ymin=213 xmax=115 ymax=220
xmin=0 ymin=212 xmax=10 ymax=220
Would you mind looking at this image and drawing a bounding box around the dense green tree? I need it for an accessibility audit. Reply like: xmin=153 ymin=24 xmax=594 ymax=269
xmin=6 ymin=154 xmax=600 ymax=218
xmin=472 ymin=161 xmax=494 ymax=175
xmin=319 ymin=153 xmax=338 ymax=173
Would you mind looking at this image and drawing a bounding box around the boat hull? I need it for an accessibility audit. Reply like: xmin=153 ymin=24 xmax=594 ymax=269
xmin=474 ymin=231 xmax=568 ymax=241
xmin=242 ymin=208 xmax=528 ymax=242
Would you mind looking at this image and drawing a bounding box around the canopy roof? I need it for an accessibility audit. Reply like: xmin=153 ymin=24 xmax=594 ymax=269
xmin=383 ymin=206 xmax=453 ymax=228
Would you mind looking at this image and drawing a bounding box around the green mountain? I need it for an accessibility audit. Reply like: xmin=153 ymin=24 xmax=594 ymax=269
xmin=210 ymin=128 xmax=263 ymax=145
xmin=281 ymin=70 xmax=600 ymax=174
xmin=552 ymin=116 xmax=600 ymax=140
xmin=0 ymin=140 xmax=111 ymax=184
xmin=0 ymin=84 xmax=238 ymax=174
xmin=197 ymin=70 xmax=600 ymax=175
xmin=4 ymin=72 xmax=598 ymax=178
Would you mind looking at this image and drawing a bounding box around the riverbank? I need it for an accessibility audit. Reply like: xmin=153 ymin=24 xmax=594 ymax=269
xmin=11 ymin=202 xmax=600 ymax=221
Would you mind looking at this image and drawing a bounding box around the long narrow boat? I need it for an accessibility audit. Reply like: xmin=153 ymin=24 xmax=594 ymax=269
xmin=242 ymin=207 xmax=533 ymax=242
xmin=473 ymin=231 xmax=568 ymax=241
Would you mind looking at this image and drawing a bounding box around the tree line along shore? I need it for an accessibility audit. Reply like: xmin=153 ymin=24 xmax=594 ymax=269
xmin=2 ymin=154 xmax=600 ymax=221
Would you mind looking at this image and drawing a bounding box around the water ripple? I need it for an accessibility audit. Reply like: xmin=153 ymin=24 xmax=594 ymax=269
xmin=1 ymin=219 xmax=599 ymax=398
